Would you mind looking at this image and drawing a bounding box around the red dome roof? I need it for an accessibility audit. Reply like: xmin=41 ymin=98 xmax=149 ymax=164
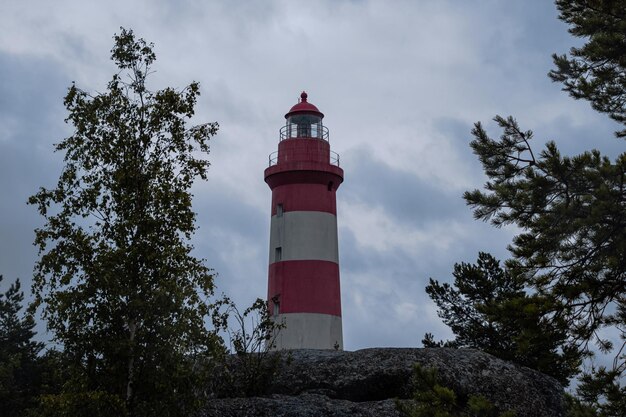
xmin=285 ymin=91 xmax=324 ymax=119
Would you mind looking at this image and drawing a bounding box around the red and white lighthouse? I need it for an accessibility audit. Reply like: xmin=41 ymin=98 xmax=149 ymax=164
xmin=264 ymin=92 xmax=344 ymax=350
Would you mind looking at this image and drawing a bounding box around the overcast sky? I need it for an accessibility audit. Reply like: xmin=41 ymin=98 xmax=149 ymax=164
xmin=1 ymin=1 xmax=623 ymax=353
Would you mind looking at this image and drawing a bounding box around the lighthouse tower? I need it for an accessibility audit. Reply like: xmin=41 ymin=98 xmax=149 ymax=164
xmin=264 ymin=92 xmax=344 ymax=350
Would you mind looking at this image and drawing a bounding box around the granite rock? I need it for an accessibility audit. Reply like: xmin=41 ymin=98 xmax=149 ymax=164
xmin=202 ymin=348 xmax=564 ymax=417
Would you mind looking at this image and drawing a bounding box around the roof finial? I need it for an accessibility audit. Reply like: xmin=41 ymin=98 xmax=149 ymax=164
xmin=300 ymin=91 xmax=308 ymax=102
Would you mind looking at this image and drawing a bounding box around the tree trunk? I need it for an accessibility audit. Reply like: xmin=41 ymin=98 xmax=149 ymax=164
xmin=127 ymin=319 xmax=137 ymax=408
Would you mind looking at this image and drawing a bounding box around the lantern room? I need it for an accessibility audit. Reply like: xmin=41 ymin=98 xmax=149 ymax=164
xmin=280 ymin=91 xmax=329 ymax=141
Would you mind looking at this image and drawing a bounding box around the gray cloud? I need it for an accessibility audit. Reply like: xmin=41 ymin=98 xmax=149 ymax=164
xmin=343 ymin=147 xmax=467 ymax=227
xmin=0 ymin=52 xmax=69 ymax=289
xmin=0 ymin=1 xmax=621 ymax=359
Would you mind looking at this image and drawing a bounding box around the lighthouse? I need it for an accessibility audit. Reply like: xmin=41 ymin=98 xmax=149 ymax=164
xmin=264 ymin=92 xmax=344 ymax=350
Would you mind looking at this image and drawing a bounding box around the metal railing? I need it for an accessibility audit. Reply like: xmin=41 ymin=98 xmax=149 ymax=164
xmin=279 ymin=124 xmax=329 ymax=141
xmin=268 ymin=150 xmax=340 ymax=167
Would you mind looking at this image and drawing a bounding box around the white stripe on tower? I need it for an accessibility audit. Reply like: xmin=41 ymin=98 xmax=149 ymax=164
xmin=269 ymin=211 xmax=339 ymax=264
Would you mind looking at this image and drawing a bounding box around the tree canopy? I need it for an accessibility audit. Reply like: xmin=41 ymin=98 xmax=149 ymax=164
xmin=550 ymin=0 xmax=626 ymax=137
xmin=28 ymin=28 xmax=222 ymax=416
xmin=423 ymin=253 xmax=580 ymax=386
xmin=465 ymin=116 xmax=625 ymax=361
xmin=426 ymin=1 xmax=625 ymax=414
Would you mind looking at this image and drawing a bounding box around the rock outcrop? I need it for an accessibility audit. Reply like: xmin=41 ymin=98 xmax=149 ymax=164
xmin=202 ymin=348 xmax=565 ymax=417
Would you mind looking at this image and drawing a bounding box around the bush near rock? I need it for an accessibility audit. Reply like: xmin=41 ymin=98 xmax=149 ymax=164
xmin=202 ymin=348 xmax=565 ymax=417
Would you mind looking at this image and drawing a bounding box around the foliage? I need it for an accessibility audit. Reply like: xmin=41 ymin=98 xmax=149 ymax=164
xmin=223 ymin=296 xmax=284 ymax=356
xmin=35 ymin=390 xmax=127 ymax=417
xmin=398 ymin=365 xmax=515 ymax=417
xmin=423 ymin=252 xmax=523 ymax=352
xmin=464 ymin=112 xmax=625 ymax=389
xmin=28 ymin=28 xmax=222 ymax=416
xmin=209 ymin=297 xmax=285 ymax=398
xmin=550 ymin=0 xmax=626 ymax=137
xmin=564 ymin=393 xmax=600 ymax=417
xmin=31 ymin=349 xmax=133 ymax=417
xmin=0 ymin=276 xmax=44 ymax=416
xmin=423 ymin=253 xmax=581 ymax=385
xmin=453 ymin=1 xmax=626 ymax=414
xmin=576 ymin=367 xmax=625 ymax=417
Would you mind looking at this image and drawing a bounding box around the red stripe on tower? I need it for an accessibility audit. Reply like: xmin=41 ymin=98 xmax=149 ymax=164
xmin=264 ymin=91 xmax=344 ymax=350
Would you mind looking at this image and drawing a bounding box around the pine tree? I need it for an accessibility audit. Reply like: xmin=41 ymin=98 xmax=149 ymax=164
xmin=0 ymin=276 xmax=44 ymax=416
xmin=550 ymin=0 xmax=626 ymax=137
xmin=423 ymin=253 xmax=580 ymax=385
xmin=455 ymin=1 xmax=626 ymax=414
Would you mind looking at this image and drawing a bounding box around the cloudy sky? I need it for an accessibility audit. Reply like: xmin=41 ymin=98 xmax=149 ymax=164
xmin=1 ymin=1 xmax=623 ymax=352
